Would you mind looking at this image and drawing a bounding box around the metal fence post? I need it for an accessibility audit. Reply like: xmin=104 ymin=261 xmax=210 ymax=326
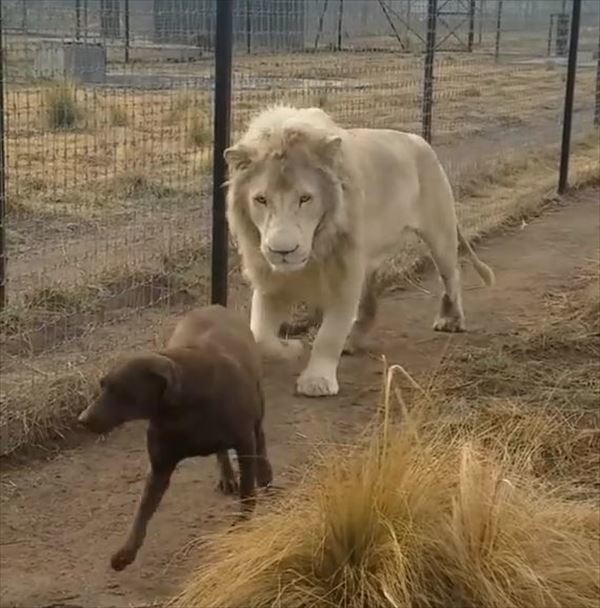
xmin=494 ymin=0 xmax=502 ymax=62
xmin=0 ymin=0 xmax=5 ymax=310
xmin=422 ymin=0 xmax=437 ymax=143
xmin=211 ymin=0 xmax=234 ymax=306
xmin=467 ymin=0 xmax=476 ymax=52
xmin=558 ymin=0 xmax=581 ymax=195
xmin=75 ymin=0 xmax=82 ymax=41
xmin=124 ymin=0 xmax=130 ymax=63
xmin=594 ymin=27 xmax=600 ymax=126
xmin=337 ymin=0 xmax=344 ymax=51
xmin=246 ymin=0 xmax=252 ymax=54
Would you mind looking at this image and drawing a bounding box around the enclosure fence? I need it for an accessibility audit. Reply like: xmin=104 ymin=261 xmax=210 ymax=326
xmin=0 ymin=0 xmax=598 ymax=454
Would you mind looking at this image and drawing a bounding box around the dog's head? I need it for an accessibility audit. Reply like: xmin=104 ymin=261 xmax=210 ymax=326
xmin=78 ymin=353 xmax=181 ymax=434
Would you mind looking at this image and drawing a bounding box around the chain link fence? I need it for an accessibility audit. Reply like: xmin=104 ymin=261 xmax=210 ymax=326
xmin=0 ymin=0 xmax=598 ymax=455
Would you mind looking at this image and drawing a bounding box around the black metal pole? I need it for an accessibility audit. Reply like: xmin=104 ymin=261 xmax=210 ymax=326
xmin=337 ymin=0 xmax=344 ymax=51
xmin=467 ymin=0 xmax=476 ymax=52
xmin=75 ymin=0 xmax=82 ymax=41
xmin=477 ymin=0 xmax=484 ymax=46
xmin=547 ymin=14 xmax=554 ymax=57
xmin=124 ymin=0 xmax=130 ymax=63
xmin=0 ymin=0 xmax=6 ymax=310
xmin=558 ymin=0 xmax=581 ymax=195
xmin=314 ymin=0 xmax=330 ymax=50
xmin=594 ymin=26 xmax=600 ymax=126
xmin=422 ymin=0 xmax=437 ymax=143
xmin=246 ymin=0 xmax=252 ymax=54
xmin=494 ymin=0 xmax=502 ymax=63
xmin=211 ymin=0 xmax=234 ymax=306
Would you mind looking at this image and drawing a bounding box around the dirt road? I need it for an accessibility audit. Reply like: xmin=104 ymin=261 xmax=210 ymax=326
xmin=1 ymin=188 xmax=598 ymax=608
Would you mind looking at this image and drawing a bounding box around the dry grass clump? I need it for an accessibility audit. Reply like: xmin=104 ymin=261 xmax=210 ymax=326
xmin=0 ymin=369 xmax=97 ymax=457
xmin=43 ymin=83 xmax=81 ymax=130
xmin=172 ymin=368 xmax=599 ymax=608
xmin=174 ymin=267 xmax=600 ymax=608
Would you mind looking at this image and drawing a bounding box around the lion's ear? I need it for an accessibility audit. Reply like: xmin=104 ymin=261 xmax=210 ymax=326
xmin=317 ymin=135 xmax=342 ymax=164
xmin=224 ymin=144 xmax=254 ymax=172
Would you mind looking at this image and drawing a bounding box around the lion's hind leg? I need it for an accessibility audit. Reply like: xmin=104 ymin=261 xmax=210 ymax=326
xmin=416 ymin=225 xmax=466 ymax=333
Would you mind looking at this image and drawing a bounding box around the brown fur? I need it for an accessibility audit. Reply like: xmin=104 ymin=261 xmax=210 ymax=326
xmin=77 ymin=305 xmax=273 ymax=572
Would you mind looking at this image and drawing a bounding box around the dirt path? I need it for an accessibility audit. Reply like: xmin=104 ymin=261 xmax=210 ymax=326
xmin=1 ymin=188 xmax=598 ymax=608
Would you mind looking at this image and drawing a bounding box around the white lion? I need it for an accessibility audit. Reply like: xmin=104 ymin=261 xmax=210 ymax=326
xmin=224 ymin=105 xmax=494 ymax=397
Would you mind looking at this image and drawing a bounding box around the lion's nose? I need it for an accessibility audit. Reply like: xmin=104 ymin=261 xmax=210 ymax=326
xmin=268 ymin=244 xmax=299 ymax=256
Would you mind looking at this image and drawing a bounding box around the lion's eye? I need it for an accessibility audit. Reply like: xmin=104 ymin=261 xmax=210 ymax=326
xmin=253 ymin=195 xmax=267 ymax=206
xmin=299 ymin=194 xmax=312 ymax=205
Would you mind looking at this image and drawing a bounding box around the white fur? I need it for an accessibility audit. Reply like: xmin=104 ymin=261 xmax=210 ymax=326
xmin=225 ymin=105 xmax=494 ymax=397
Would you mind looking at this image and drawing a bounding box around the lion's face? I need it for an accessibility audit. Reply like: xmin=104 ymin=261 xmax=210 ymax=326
xmin=243 ymin=158 xmax=331 ymax=272
xmin=225 ymin=117 xmax=344 ymax=274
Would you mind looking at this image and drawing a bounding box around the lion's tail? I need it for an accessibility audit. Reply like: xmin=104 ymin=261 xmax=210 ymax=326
xmin=457 ymin=227 xmax=495 ymax=287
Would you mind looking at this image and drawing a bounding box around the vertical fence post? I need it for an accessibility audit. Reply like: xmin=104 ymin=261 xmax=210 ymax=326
xmin=422 ymin=0 xmax=437 ymax=143
xmin=0 ymin=0 xmax=6 ymax=310
xmin=558 ymin=0 xmax=581 ymax=195
xmin=124 ymin=0 xmax=130 ymax=63
xmin=467 ymin=0 xmax=476 ymax=51
xmin=211 ymin=0 xmax=234 ymax=306
xmin=75 ymin=0 xmax=82 ymax=41
xmin=337 ymin=0 xmax=344 ymax=51
xmin=477 ymin=0 xmax=484 ymax=46
xmin=594 ymin=28 xmax=600 ymax=126
xmin=494 ymin=0 xmax=502 ymax=62
xmin=246 ymin=0 xmax=252 ymax=54
xmin=547 ymin=14 xmax=554 ymax=57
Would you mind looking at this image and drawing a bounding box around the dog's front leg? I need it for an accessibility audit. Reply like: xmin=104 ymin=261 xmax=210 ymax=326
xmin=250 ymin=289 xmax=303 ymax=360
xmin=296 ymin=276 xmax=362 ymax=397
xmin=111 ymin=464 xmax=174 ymax=571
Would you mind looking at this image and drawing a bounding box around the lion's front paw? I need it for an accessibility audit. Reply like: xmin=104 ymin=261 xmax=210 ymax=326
xmin=433 ymin=315 xmax=466 ymax=333
xmin=296 ymin=369 xmax=339 ymax=397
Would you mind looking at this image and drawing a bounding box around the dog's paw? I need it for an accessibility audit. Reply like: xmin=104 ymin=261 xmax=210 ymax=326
xmin=217 ymin=476 xmax=239 ymax=495
xmin=433 ymin=315 xmax=466 ymax=333
xmin=296 ymin=369 xmax=339 ymax=397
xmin=110 ymin=546 xmax=137 ymax=572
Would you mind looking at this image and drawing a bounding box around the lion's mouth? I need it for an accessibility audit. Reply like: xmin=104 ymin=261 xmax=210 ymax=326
xmin=270 ymin=257 xmax=309 ymax=272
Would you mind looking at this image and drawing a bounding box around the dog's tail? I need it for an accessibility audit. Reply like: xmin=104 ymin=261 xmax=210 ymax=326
xmin=457 ymin=226 xmax=495 ymax=287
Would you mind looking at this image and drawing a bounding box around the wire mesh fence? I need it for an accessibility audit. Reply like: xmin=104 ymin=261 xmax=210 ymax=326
xmin=0 ymin=0 xmax=598 ymax=455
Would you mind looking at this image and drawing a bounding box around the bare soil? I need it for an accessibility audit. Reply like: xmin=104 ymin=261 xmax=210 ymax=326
xmin=0 ymin=188 xmax=598 ymax=608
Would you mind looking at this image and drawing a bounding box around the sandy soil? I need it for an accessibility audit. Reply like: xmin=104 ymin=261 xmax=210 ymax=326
xmin=0 ymin=187 xmax=598 ymax=608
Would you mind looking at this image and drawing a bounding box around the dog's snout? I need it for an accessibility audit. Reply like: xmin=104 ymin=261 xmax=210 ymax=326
xmin=268 ymin=244 xmax=299 ymax=256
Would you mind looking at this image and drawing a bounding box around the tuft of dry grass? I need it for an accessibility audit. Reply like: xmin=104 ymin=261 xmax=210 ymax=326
xmin=108 ymin=104 xmax=128 ymax=127
xmin=172 ymin=264 xmax=600 ymax=608
xmin=172 ymin=369 xmax=599 ymax=608
xmin=43 ymin=83 xmax=81 ymax=130
xmin=0 ymin=369 xmax=97 ymax=457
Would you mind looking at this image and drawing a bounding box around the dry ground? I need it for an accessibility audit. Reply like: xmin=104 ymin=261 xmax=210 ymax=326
xmin=0 ymin=186 xmax=598 ymax=608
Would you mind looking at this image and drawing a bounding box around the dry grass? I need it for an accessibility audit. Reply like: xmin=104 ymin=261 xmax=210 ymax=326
xmin=6 ymin=55 xmax=596 ymax=211
xmin=43 ymin=83 xmax=81 ymax=130
xmin=172 ymin=270 xmax=600 ymax=608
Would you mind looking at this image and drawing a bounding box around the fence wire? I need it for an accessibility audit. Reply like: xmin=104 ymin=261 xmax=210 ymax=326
xmin=0 ymin=0 xmax=598 ymax=455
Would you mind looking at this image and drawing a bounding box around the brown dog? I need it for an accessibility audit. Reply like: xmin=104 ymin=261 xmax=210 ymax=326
xmin=77 ymin=305 xmax=273 ymax=572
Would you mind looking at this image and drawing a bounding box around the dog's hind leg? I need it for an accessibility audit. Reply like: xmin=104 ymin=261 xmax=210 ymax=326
xmin=216 ymin=450 xmax=238 ymax=495
xmin=255 ymin=423 xmax=273 ymax=489
xmin=235 ymin=434 xmax=257 ymax=519
xmin=110 ymin=463 xmax=175 ymax=571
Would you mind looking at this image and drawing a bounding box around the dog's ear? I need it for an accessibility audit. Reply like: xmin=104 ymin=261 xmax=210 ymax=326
xmin=143 ymin=354 xmax=182 ymax=407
